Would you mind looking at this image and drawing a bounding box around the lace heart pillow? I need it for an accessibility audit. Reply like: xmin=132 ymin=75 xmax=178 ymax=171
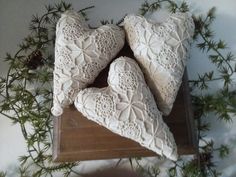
xmin=124 ymin=12 xmax=194 ymax=115
xmin=74 ymin=56 xmax=178 ymax=161
xmin=51 ymin=11 xmax=125 ymax=116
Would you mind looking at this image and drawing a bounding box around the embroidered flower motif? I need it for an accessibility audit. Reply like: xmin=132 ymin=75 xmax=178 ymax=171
xmin=153 ymin=26 xmax=166 ymax=39
xmin=164 ymin=19 xmax=176 ymax=33
xmin=95 ymin=29 xmax=118 ymax=56
xmin=117 ymin=92 xmax=145 ymax=121
xmin=155 ymin=43 xmax=182 ymax=76
xmin=120 ymin=122 xmax=141 ymax=139
xmin=95 ymin=94 xmax=115 ymax=119
xmin=54 ymin=67 xmax=82 ymax=105
xmin=136 ymin=30 xmax=164 ymax=59
xmin=82 ymin=62 xmax=102 ymax=81
xmin=118 ymin=71 xmax=138 ymax=92
xmin=144 ymin=96 xmax=160 ymax=120
xmin=62 ymin=22 xmax=86 ymax=41
xmin=74 ymin=38 xmax=98 ymax=64
xmin=55 ymin=46 xmax=73 ymax=68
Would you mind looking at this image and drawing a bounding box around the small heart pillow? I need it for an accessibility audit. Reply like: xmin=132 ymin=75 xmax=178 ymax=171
xmin=51 ymin=11 xmax=125 ymax=116
xmin=74 ymin=56 xmax=178 ymax=161
xmin=124 ymin=12 xmax=194 ymax=115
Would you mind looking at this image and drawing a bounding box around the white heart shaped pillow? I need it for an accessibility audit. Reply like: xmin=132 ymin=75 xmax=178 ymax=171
xmin=124 ymin=12 xmax=194 ymax=115
xmin=51 ymin=11 xmax=125 ymax=116
xmin=75 ymin=56 xmax=178 ymax=161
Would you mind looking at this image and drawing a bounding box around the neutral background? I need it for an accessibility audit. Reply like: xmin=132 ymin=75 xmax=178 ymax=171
xmin=0 ymin=0 xmax=236 ymax=176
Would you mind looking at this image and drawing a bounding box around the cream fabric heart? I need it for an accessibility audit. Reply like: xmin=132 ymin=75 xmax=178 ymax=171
xmin=51 ymin=11 xmax=125 ymax=116
xmin=124 ymin=12 xmax=194 ymax=115
xmin=74 ymin=56 xmax=178 ymax=161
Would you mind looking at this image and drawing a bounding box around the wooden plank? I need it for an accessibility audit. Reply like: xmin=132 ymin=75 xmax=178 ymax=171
xmin=53 ymin=44 xmax=197 ymax=162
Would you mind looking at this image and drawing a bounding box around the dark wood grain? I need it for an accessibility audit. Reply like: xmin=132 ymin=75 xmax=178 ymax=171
xmin=53 ymin=44 xmax=197 ymax=162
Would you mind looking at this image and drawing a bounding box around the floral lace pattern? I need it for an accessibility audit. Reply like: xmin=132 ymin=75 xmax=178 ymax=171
xmin=124 ymin=12 xmax=194 ymax=115
xmin=51 ymin=10 xmax=125 ymax=116
xmin=55 ymin=45 xmax=73 ymax=69
xmin=95 ymin=94 xmax=116 ymax=119
xmin=119 ymin=122 xmax=141 ymax=139
xmin=95 ymin=27 xmax=121 ymax=57
xmin=82 ymin=62 xmax=102 ymax=81
xmin=118 ymin=71 xmax=138 ymax=92
xmin=144 ymin=94 xmax=161 ymax=120
xmin=62 ymin=23 xmax=85 ymax=41
xmin=75 ymin=57 xmax=178 ymax=161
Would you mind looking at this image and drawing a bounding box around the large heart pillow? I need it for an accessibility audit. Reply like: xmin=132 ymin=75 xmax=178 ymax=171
xmin=74 ymin=56 xmax=178 ymax=161
xmin=124 ymin=12 xmax=194 ymax=115
xmin=51 ymin=11 xmax=125 ymax=116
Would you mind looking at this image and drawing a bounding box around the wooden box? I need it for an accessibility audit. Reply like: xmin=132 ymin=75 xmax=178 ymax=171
xmin=53 ymin=45 xmax=197 ymax=162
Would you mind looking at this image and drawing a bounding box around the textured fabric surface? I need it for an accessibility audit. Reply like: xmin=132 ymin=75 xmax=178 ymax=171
xmin=75 ymin=57 xmax=178 ymax=161
xmin=51 ymin=10 xmax=125 ymax=116
xmin=124 ymin=12 xmax=194 ymax=115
